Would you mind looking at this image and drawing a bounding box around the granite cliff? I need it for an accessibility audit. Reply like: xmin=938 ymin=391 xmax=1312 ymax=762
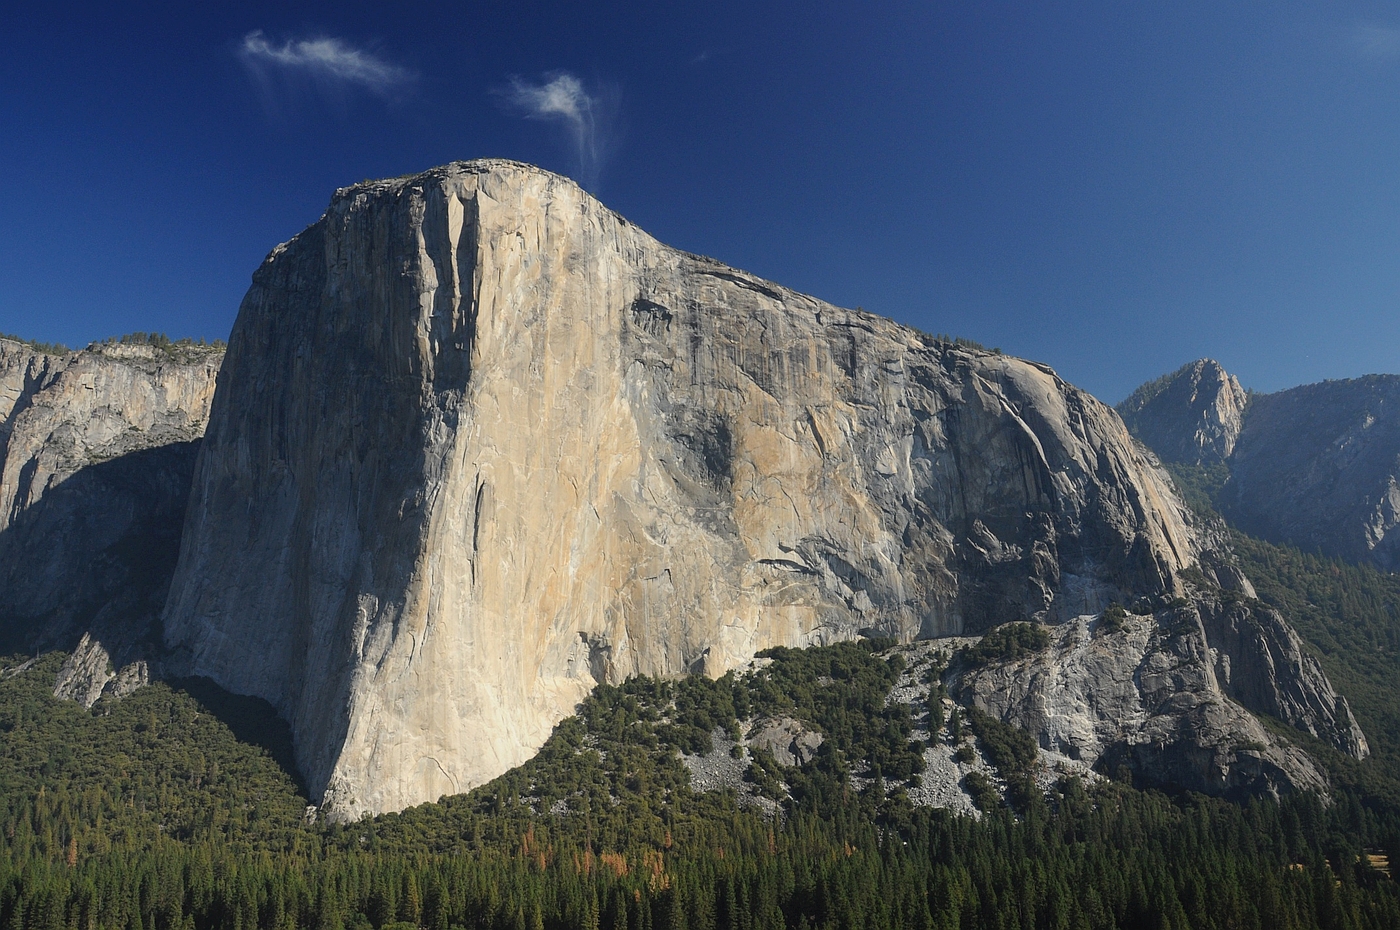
xmin=1117 ymin=359 xmax=1247 ymax=467
xmin=0 ymin=338 xmax=221 ymax=704
xmin=152 ymin=160 xmax=1361 ymax=818
xmin=957 ymin=595 xmax=1367 ymax=800
xmin=1120 ymin=362 xmax=1400 ymax=571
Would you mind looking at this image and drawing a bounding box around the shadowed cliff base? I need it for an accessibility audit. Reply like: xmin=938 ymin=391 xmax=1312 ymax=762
xmin=0 ymin=440 xmax=201 ymax=662
xmin=170 ymin=675 xmax=306 ymax=795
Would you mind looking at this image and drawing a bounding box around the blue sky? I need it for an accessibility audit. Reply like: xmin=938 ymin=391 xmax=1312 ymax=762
xmin=2 ymin=2 xmax=1398 ymax=402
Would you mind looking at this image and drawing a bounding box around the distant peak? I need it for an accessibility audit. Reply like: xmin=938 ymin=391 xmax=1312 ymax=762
xmin=1118 ymin=359 xmax=1247 ymax=467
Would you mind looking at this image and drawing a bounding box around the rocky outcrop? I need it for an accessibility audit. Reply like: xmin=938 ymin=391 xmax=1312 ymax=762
xmin=956 ymin=604 xmax=1359 ymax=797
xmin=52 ymin=632 xmax=151 ymax=707
xmin=1196 ymin=597 xmax=1368 ymax=758
xmin=0 ymin=338 xmax=221 ymax=697
xmin=1222 ymin=377 xmax=1400 ymax=571
xmin=162 ymin=160 xmax=1203 ymax=819
xmin=746 ymin=717 xmax=823 ymax=767
xmin=1117 ymin=359 xmax=1247 ymax=467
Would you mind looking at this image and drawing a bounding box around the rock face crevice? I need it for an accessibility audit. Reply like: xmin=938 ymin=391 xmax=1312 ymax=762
xmin=161 ymin=160 xmax=1205 ymax=819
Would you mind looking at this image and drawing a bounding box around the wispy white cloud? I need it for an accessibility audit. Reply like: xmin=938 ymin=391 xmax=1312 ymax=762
xmin=1351 ymin=24 xmax=1400 ymax=60
xmin=499 ymin=72 xmax=619 ymax=190
xmin=239 ymin=31 xmax=414 ymax=99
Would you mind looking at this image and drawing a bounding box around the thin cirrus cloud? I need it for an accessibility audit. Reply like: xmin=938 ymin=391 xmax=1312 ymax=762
xmin=1350 ymin=24 xmax=1400 ymax=60
xmin=499 ymin=72 xmax=619 ymax=190
xmin=238 ymin=31 xmax=414 ymax=110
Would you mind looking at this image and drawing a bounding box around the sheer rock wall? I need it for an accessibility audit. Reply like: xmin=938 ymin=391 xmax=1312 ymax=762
xmin=161 ymin=161 xmax=1202 ymax=818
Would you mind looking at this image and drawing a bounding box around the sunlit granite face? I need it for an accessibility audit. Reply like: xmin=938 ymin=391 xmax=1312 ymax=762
xmin=158 ymin=159 xmax=1280 ymax=820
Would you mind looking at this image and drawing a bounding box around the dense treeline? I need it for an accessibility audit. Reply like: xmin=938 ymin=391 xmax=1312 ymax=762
xmin=2 ymin=639 xmax=1399 ymax=929
xmin=96 ymin=333 xmax=227 ymax=354
xmin=0 ymin=334 xmax=69 ymax=356
xmin=0 ymin=655 xmax=309 ymax=859
xmin=0 ymin=331 xmax=228 ymax=358
xmin=2 ymin=786 xmax=1399 ymax=930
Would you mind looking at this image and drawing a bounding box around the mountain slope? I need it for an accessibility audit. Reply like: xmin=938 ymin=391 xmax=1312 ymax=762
xmin=1118 ymin=362 xmax=1400 ymax=571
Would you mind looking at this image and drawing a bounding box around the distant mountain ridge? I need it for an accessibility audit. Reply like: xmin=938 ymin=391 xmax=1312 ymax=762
xmin=1118 ymin=359 xmax=1248 ymax=466
xmin=1119 ymin=362 xmax=1400 ymax=572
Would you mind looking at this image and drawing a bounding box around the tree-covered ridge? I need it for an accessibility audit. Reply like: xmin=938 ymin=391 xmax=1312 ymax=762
xmin=0 ymin=653 xmax=309 ymax=858
xmin=0 ymin=334 xmax=69 ymax=356
xmin=94 ymin=332 xmax=227 ymax=356
xmin=1 ymin=639 xmax=1399 ymax=928
xmin=89 ymin=332 xmax=227 ymax=368
xmin=0 ymin=331 xmax=229 ymax=360
xmin=372 ymin=639 xmax=929 ymax=852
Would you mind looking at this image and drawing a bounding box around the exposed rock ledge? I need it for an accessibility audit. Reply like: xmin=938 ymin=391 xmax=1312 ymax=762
xmin=958 ymin=601 xmax=1367 ymax=799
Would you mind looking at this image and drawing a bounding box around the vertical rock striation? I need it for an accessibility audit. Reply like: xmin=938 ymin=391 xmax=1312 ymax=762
xmin=162 ymin=160 xmax=1204 ymax=819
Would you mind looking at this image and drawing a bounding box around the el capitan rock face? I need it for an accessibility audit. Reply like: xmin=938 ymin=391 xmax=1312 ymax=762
xmin=161 ymin=160 xmax=1214 ymax=819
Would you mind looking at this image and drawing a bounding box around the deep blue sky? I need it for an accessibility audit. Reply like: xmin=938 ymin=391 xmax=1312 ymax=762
xmin=3 ymin=2 xmax=1398 ymax=402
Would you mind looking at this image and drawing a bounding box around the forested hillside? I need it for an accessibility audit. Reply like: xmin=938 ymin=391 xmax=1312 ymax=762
xmin=1 ymin=637 xmax=1399 ymax=929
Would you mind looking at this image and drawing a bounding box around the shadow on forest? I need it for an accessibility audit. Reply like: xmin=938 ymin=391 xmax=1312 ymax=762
xmin=0 ymin=439 xmax=309 ymax=794
xmin=171 ymin=675 xmax=308 ymax=795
